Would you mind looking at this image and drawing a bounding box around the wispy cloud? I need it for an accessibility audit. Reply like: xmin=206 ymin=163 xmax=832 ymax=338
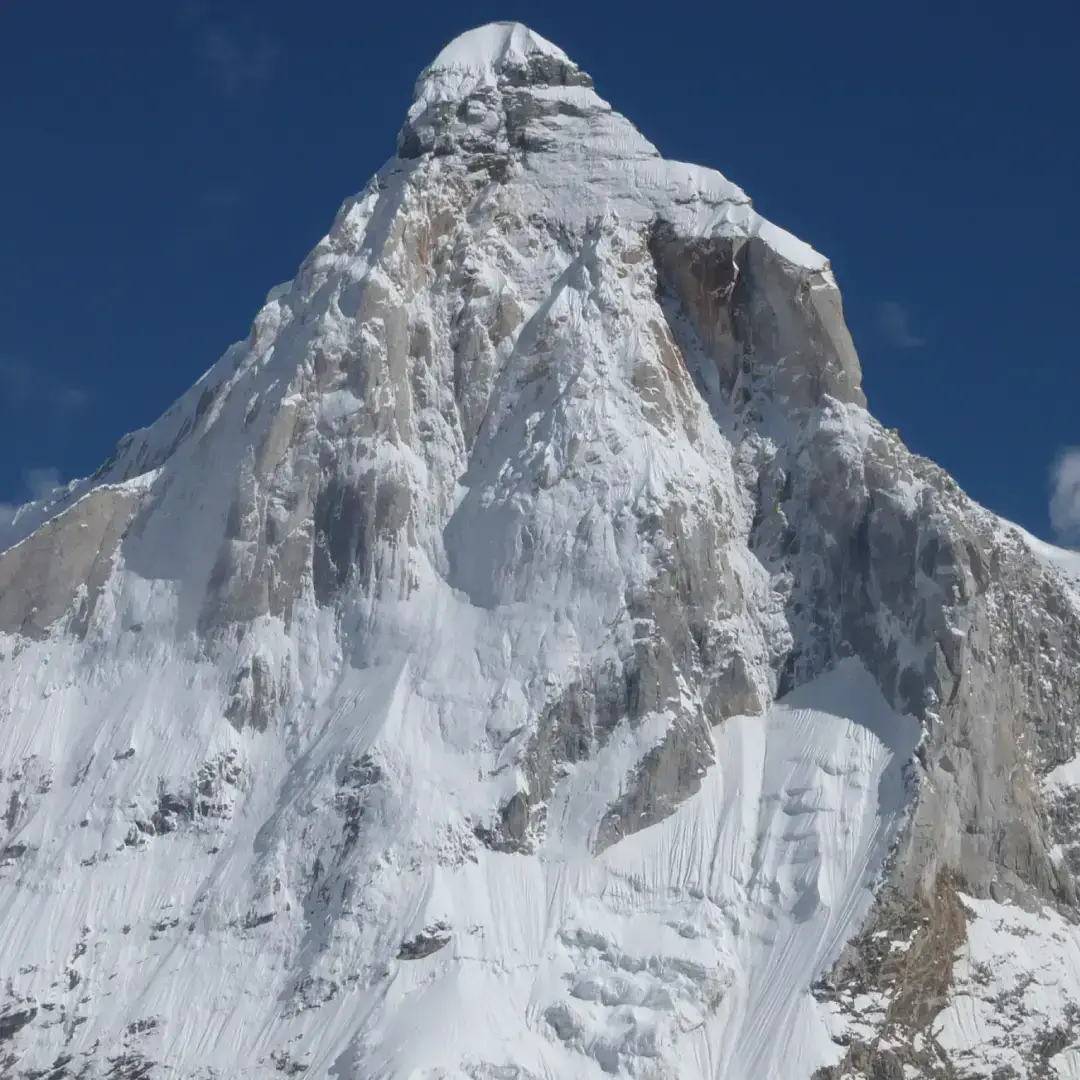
xmin=0 ymin=363 xmax=79 ymax=544
xmin=876 ymin=301 xmax=926 ymax=349
xmin=0 ymin=467 xmax=64 ymax=549
xmin=22 ymin=467 xmax=63 ymax=501
xmin=0 ymin=357 xmax=88 ymax=421
xmin=1050 ymin=448 xmax=1080 ymax=545
xmin=197 ymin=28 xmax=279 ymax=99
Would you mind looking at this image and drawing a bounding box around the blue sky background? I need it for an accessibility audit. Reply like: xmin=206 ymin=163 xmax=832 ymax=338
xmin=1 ymin=1 xmax=1077 ymax=541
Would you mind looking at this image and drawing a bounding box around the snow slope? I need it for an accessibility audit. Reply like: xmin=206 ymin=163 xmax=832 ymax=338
xmin=359 ymin=660 xmax=918 ymax=1080
xmin=0 ymin=645 xmax=916 ymax=1078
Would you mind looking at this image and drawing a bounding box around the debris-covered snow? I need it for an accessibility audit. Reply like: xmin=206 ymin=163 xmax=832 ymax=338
xmin=934 ymin=895 xmax=1080 ymax=1079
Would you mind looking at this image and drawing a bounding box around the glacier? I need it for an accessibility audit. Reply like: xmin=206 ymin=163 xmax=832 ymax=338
xmin=2 ymin=21 xmax=1080 ymax=1080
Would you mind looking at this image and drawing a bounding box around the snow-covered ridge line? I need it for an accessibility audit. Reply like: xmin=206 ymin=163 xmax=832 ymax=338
xmin=404 ymin=21 xmax=829 ymax=270
xmin=0 ymin=278 xmax=294 ymax=555
xmin=0 ymin=470 xmax=159 ymax=561
xmin=997 ymin=517 xmax=1080 ymax=581
xmin=3 ymin=22 xmax=829 ymax=562
xmin=3 ymin=21 xmax=1079 ymax=1080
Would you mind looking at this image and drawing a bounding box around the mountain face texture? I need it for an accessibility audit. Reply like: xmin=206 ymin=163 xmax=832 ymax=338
xmin=3 ymin=22 xmax=1080 ymax=1080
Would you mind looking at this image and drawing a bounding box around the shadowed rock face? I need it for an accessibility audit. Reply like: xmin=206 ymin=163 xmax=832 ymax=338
xmin=650 ymin=199 xmax=1080 ymax=921
xmin=651 ymin=226 xmax=866 ymax=411
xmin=1 ymin=20 xmax=1079 ymax=1080
xmin=746 ymin=414 xmax=1080 ymax=909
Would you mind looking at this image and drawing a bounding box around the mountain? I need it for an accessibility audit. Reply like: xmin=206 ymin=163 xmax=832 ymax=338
xmin=2 ymin=22 xmax=1080 ymax=1080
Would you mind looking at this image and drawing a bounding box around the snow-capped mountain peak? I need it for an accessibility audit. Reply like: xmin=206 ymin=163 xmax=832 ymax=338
xmin=424 ymin=21 xmax=570 ymax=78
xmin=409 ymin=21 xmax=580 ymax=118
xmin=2 ymin=22 xmax=1080 ymax=1080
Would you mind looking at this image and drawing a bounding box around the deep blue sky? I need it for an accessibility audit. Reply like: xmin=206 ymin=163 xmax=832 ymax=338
xmin=1 ymin=1 xmax=1076 ymax=540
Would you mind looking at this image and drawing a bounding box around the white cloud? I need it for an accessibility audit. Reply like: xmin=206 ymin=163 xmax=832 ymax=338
xmin=1050 ymin=448 xmax=1080 ymax=544
xmin=23 ymin=467 xmax=62 ymax=501
xmin=0 ymin=467 xmax=64 ymax=551
xmin=876 ymin=301 xmax=926 ymax=349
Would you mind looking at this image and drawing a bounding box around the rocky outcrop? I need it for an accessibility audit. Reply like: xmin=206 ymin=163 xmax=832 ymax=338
xmin=746 ymin=408 xmax=1080 ymax=910
xmin=652 ymin=225 xmax=866 ymax=411
xmin=0 ymin=485 xmax=141 ymax=639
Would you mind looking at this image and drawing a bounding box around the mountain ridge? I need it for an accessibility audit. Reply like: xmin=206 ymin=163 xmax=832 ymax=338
xmin=2 ymin=22 xmax=1080 ymax=1080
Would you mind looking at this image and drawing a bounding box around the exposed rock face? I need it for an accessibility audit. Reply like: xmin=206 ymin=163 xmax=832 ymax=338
xmin=1 ymin=21 xmax=1078 ymax=1080
xmin=0 ymin=485 xmax=142 ymax=639
xmin=744 ymin=407 xmax=1080 ymax=910
xmin=651 ymin=226 xmax=866 ymax=411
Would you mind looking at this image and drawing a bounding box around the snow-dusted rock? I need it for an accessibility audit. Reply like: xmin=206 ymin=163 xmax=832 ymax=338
xmin=1 ymin=21 xmax=1079 ymax=1080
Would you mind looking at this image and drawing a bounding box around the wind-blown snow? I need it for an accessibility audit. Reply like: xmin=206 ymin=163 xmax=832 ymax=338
xmin=1023 ymin=530 xmax=1080 ymax=582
